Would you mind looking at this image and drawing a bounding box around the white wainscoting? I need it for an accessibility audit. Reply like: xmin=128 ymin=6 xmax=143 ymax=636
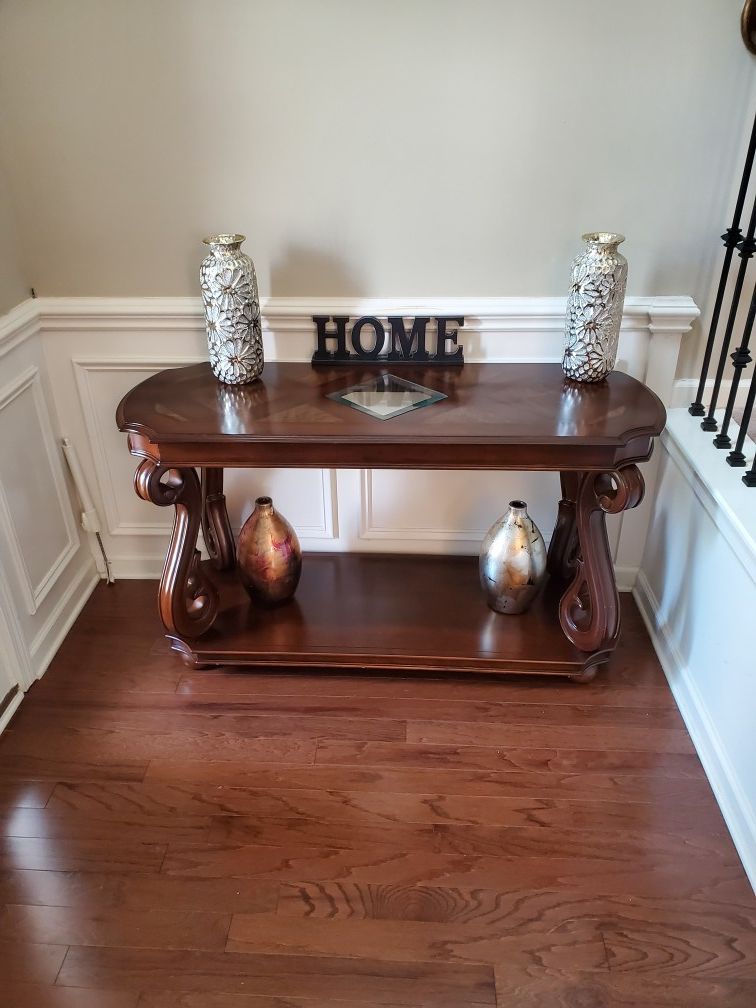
xmin=636 ymin=408 xmax=756 ymax=892
xmin=73 ymin=356 xmax=339 ymax=543
xmin=359 ymin=468 xmax=559 ymax=548
xmin=0 ymin=365 xmax=79 ymax=614
xmin=36 ymin=295 xmax=698 ymax=583
xmin=0 ymin=303 xmax=97 ymax=695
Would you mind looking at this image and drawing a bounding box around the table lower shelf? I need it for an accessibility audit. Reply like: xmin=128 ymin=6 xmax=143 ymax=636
xmin=169 ymin=553 xmax=604 ymax=680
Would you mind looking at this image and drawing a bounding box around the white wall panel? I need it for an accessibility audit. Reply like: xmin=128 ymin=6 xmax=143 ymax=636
xmin=636 ymin=410 xmax=756 ymax=891
xmin=0 ymin=366 xmax=78 ymax=612
xmin=0 ymin=557 xmax=31 ymax=696
xmin=0 ymin=312 xmax=97 ymax=694
xmin=224 ymin=468 xmax=337 ymax=540
xmin=72 ymin=359 xmax=338 ymax=548
xmin=73 ymin=359 xmax=186 ymax=536
xmin=360 ymin=469 xmax=559 ymax=550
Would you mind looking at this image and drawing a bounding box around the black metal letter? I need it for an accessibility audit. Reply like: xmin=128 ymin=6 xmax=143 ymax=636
xmin=434 ymin=317 xmax=465 ymax=363
xmin=387 ymin=317 xmax=430 ymax=361
xmin=312 ymin=316 xmax=351 ymax=362
xmin=351 ymin=317 xmax=385 ymax=359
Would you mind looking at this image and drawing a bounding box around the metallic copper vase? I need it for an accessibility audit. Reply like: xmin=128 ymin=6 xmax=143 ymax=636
xmin=479 ymin=500 xmax=547 ymax=614
xmin=237 ymin=496 xmax=301 ymax=605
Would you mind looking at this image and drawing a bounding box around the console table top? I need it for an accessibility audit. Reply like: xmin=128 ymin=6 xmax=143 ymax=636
xmin=117 ymin=362 xmax=665 ymax=470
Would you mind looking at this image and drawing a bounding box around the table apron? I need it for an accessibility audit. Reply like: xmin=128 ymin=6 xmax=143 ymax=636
xmin=126 ymin=432 xmax=654 ymax=471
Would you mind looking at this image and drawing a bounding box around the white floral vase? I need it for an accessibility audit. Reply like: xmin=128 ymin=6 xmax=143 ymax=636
xmin=200 ymin=234 xmax=263 ymax=384
xmin=562 ymin=232 xmax=627 ymax=383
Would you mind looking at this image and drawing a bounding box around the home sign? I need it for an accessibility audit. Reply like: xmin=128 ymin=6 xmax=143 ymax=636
xmin=311 ymin=315 xmax=465 ymax=365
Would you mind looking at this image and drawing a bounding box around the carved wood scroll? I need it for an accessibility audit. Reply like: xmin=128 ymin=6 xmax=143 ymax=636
xmin=201 ymin=467 xmax=236 ymax=571
xmin=134 ymin=461 xmax=218 ymax=638
xmin=558 ymin=465 xmax=644 ymax=653
xmin=546 ymin=471 xmax=581 ymax=582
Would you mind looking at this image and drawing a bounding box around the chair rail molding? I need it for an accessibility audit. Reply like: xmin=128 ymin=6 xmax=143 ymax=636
xmin=0 ymin=299 xmax=38 ymax=360
xmin=36 ymin=293 xmax=698 ymax=363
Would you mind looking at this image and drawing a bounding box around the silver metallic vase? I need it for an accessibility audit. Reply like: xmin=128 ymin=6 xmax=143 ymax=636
xmin=479 ymin=500 xmax=547 ymax=614
xmin=563 ymin=232 xmax=627 ymax=383
xmin=200 ymin=233 xmax=263 ymax=385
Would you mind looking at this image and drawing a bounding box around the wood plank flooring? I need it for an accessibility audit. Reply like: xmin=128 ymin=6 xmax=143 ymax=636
xmin=0 ymin=580 xmax=754 ymax=1007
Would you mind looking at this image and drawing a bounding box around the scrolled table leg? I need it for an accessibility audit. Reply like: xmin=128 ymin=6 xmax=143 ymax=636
xmin=547 ymin=471 xmax=580 ymax=581
xmin=559 ymin=465 xmax=644 ymax=654
xmin=134 ymin=460 xmax=219 ymax=639
xmin=201 ymin=467 xmax=236 ymax=571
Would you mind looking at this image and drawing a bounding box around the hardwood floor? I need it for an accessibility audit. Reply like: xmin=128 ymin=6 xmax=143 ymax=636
xmin=0 ymin=581 xmax=754 ymax=1007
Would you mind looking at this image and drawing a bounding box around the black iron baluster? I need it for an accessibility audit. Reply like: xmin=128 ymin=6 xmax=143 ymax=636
xmin=727 ymin=357 xmax=756 ymax=467
xmin=715 ymin=278 xmax=756 ymax=449
xmin=743 ymin=433 xmax=756 ymax=485
xmin=690 ymin=110 xmax=756 ymax=417
xmin=701 ymin=198 xmax=756 ymax=432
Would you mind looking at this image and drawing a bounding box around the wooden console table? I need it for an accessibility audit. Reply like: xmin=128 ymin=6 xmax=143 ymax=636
xmin=116 ymin=362 xmax=664 ymax=682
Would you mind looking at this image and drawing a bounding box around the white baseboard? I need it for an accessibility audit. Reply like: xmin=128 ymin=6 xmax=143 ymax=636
xmin=0 ymin=549 xmax=98 ymax=738
xmin=109 ymin=555 xmax=166 ymax=580
xmin=29 ymin=562 xmax=100 ymax=680
xmin=0 ymin=690 xmax=23 ymax=734
xmin=671 ymin=376 xmax=751 ymax=412
xmin=634 ymin=570 xmax=756 ymax=894
xmin=614 ymin=565 xmax=638 ymax=592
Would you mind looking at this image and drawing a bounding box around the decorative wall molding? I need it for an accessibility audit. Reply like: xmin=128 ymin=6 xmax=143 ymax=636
xmin=637 ymin=412 xmax=756 ymax=893
xmin=610 ymin=298 xmax=699 ymax=591
xmin=73 ymin=356 xmax=339 ymax=543
xmin=359 ymin=469 xmax=489 ymax=543
xmin=663 ymin=409 xmax=756 ymax=576
xmin=0 ymin=302 xmax=98 ymax=716
xmin=224 ymin=468 xmax=339 ymax=542
xmin=73 ymin=357 xmax=204 ymax=536
xmin=28 ymin=563 xmax=99 ymax=677
xmin=36 ymin=294 xmax=696 ymax=321
xmin=0 ymin=365 xmax=79 ymax=613
xmin=635 ymin=570 xmax=756 ymax=893
xmin=301 ymin=468 xmax=339 ymax=541
xmin=0 ymin=545 xmax=34 ymax=689
xmin=358 ymin=469 xmax=560 ymax=551
xmin=0 ymin=299 xmax=38 ymax=359
xmin=36 ymin=294 xmax=699 ymax=365
xmin=37 ymin=297 xmax=206 ymax=331
xmin=0 ymin=688 xmax=23 ymax=735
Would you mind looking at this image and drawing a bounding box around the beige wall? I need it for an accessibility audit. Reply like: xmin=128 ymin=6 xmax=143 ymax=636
xmin=0 ymin=160 xmax=28 ymax=316
xmin=0 ymin=0 xmax=753 ymax=366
